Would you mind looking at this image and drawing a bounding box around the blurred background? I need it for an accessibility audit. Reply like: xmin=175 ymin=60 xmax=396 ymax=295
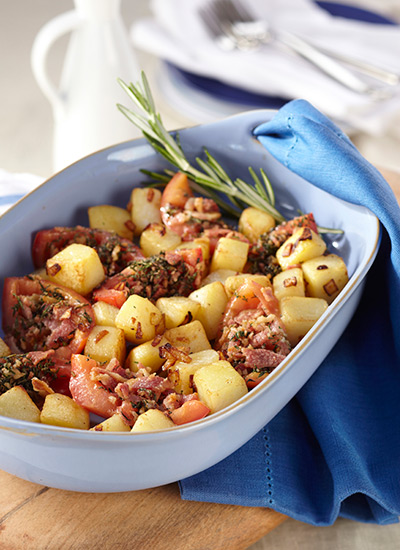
xmin=0 ymin=1 xmax=399 ymax=548
xmin=1 ymin=0 xmax=400 ymax=178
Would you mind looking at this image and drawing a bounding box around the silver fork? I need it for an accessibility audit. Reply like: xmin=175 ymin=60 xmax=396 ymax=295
xmin=200 ymin=0 xmax=398 ymax=96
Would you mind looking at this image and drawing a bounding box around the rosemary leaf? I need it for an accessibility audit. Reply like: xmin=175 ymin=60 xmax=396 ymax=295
xmin=140 ymin=170 xmax=171 ymax=183
xmin=249 ymin=167 xmax=269 ymax=203
xmin=260 ymin=168 xmax=276 ymax=206
xmin=117 ymin=72 xmax=285 ymax=222
xmin=194 ymin=158 xmax=225 ymax=186
xmin=203 ymin=150 xmax=235 ymax=189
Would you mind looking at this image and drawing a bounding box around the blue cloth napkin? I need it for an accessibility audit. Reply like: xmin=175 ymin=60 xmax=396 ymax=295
xmin=179 ymin=100 xmax=400 ymax=526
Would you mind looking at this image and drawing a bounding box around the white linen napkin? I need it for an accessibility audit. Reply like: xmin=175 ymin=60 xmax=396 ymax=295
xmin=0 ymin=170 xmax=44 ymax=215
xmin=131 ymin=0 xmax=400 ymax=134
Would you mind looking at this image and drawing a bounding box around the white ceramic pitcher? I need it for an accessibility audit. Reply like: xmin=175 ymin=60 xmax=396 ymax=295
xmin=31 ymin=0 xmax=141 ymax=172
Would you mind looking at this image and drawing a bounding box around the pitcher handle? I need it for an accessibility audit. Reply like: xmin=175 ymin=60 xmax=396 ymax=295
xmin=31 ymin=10 xmax=81 ymax=112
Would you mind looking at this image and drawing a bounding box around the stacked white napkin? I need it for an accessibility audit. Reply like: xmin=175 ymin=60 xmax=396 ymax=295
xmin=132 ymin=0 xmax=400 ymax=134
xmin=0 ymin=170 xmax=43 ymax=216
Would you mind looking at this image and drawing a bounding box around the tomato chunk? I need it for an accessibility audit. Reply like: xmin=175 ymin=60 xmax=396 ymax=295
xmin=170 ymin=399 xmax=210 ymax=425
xmin=160 ymin=172 xmax=193 ymax=211
xmin=92 ymin=287 xmax=127 ymax=309
xmin=69 ymin=355 xmax=119 ymax=418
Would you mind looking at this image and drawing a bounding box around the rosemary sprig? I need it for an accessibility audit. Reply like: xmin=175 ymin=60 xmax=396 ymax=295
xmin=117 ymin=72 xmax=285 ymax=222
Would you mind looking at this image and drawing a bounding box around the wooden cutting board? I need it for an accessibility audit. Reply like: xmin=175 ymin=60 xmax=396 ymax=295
xmin=0 ymin=168 xmax=398 ymax=550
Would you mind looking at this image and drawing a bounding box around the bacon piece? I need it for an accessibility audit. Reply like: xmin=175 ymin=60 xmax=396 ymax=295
xmin=242 ymin=348 xmax=287 ymax=370
xmin=93 ymin=250 xmax=203 ymax=306
xmin=217 ymin=280 xmax=291 ymax=382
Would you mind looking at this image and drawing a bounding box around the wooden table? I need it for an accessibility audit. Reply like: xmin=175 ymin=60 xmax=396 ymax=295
xmin=0 ymin=168 xmax=398 ymax=550
xmin=0 ymin=470 xmax=286 ymax=549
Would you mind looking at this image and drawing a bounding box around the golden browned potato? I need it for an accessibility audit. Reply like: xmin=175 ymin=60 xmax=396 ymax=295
xmin=115 ymin=295 xmax=163 ymax=344
xmin=88 ymin=205 xmax=134 ymax=240
xmin=155 ymin=296 xmax=201 ymax=329
xmin=164 ymin=320 xmax=211 ymax=354
xmin=189 ymin=282 xmax=228 ymax=340
xmin=92 ymin=301 xmax=120 ymax=327
xmin=272 ymin=267 xmax=305 ymax=301
xmin=40 ymin=393 xmax=90 ymax=430
xmin=139 ymin=223 xmax=182 ymax=257
xmin=46 ymin=243 xmax=106 ymax=295
xmin=276 ymin=227 xmax=326 ymax=270
xmin=90 ymin=413 xmax=131 ymax=432
xmin=280 ymin=296 xmax=328 ymax=346
xmin=130 ymin=187 xmax=162 ymax=236
xmin=0 ymin=386 xmax=41 ymax=422
xmin=302 ymin=253 xmax=349 ymax=304
xmin=238 ymin=207 xmax=276 ymax=242
xmin=172 ymin=349 xmax=220 ymax=394
xmin=125 ymin=335 xmax=170 ymax=373
xmin=210 ymin=237 xmax=249 ymax=273
xmin=84 ymin=325 xmax=126 ymax=364
xmin=193 ymin=360 xmax=248 ymax=414
xmin=131 ymin=409 xmax=175 ymax=432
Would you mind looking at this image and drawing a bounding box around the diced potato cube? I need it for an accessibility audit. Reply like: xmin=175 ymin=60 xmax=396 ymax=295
xmin=210 ymin=237 xmax=249 ymax=273
xmin=276 ymin=227 xmax=326 ymax=270
xmin=0 ymin=386 xmax=40 ymax=422
xmin=238 ymin=207 xmax=276 ymax=242
xmin=224 ymin=274 xmax=271 ymax=298
xmin=46 ymin=243 xmax=105 ymax=295
xmin=176 ymin=237 xmax=211 ymax=262
xmin=92 ymin=301 xmax=119 ymax=327
xmin=0 ymin=337 xmax=11 ymax=357
xmin=273 ymin=268 xmax=305 ymax=301
xmin=84 ymin=325 xmax=126 ymax=364
xmin=173 ymin=349 xmax=220 ymax=394
xmin=131 ymin=409 xmax=175 ymax=432
xmin=90 ymin=413 xmax=131 ymax=432
xmin=40 ymin=393 xmax=90 ymax=430
xmin=189 ymin=282 xmax=228 ymax=340
xmin=302 ymin=254 xmax=349 ymax=304
xmin=201 ymin=269 xmax=237 ymax=287
xmin=165 ymin=321 xmax=211 ymax=353
xmin=88 ymin=205 xmax=134 ymax=240
xmin=280 ymin=296 xmax=328 ymax=346
xmin=193 ymin=360 xmax=248 ymax=414
xmin=155 ymin=296 xmax=201 ymax=329
xmin=129 ymin=187 xmax=162 ymax=236
xmin=115 ymin=295 xmax=163 ymax=344
xmin=140 ymin=223 xmax=182 ymax=257
xmin=125 ymin=335 xmax=170 ymax=373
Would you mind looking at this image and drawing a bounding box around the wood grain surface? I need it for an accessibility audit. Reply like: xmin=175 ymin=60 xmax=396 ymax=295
xmin=0 ymin=168 xmax=398 ymax=550
xmin=0 ymin=469 xmax=286 ymax=550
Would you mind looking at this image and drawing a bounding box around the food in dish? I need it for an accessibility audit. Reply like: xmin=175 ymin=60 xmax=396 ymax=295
xmin=0 ymin=171 xmax=348 ymax=432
